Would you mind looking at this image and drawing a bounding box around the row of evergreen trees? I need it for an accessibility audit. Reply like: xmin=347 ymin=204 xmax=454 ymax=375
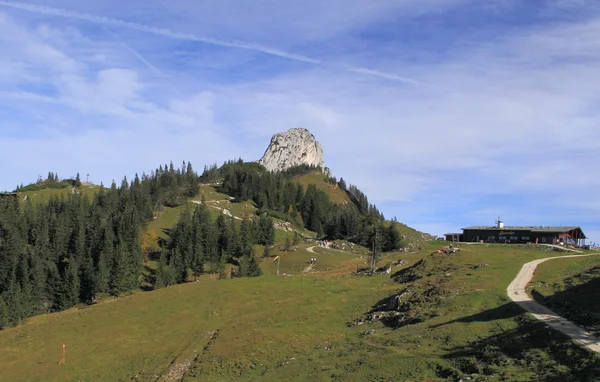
xmin=0 ymin=162 xmax=206 ymax=329
xmin=155 ymin=202 xmax=271 ymax=288
xmin=0 ymin=182 xmax=143 ymax=328
xmin=14 ymin=172 xmax=81 ymax=192
xmin=208 ymin=161 xmax=399 ymax=250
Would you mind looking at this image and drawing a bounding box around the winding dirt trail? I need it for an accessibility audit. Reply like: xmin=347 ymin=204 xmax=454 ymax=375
xmin=507 ymin=254 xmax=600 ymax=353
xmin=303 ymin=263 xmax=315 ymax=273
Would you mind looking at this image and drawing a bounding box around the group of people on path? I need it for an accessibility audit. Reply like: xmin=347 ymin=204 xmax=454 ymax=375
xmin=317 ymin=239 xmax=328 ymax=247
xmin=310 ymin=257 xmax=317 ymax=265
xmin=316 ymin=239 xmax=354 ymax=251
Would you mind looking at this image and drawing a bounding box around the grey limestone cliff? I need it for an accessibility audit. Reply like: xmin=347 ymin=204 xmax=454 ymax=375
xmin=258 ymin=128 xmax=326 ymax=173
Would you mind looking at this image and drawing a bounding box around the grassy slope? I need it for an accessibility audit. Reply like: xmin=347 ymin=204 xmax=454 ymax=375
xmin=292 ymin=172 xmax=350 ymax=205
xmin=148 ymin=175 xmax=430 ymax=250
xmin=529 ymin=255 xmax=600 ymax=336
xmin=2 ymin=242 xmax=598 ymax=381
xmin=387 ymin=221 xmax=432 ymax=250
xmin=293 ymin=172 xmax=432 ymax=249
xmin=146 ymin=185 xmax=258 ymax=240
xmin=16 ymin=184 xmax=100 ymax=205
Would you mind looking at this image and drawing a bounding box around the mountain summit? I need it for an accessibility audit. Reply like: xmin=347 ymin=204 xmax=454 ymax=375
xmin=258 ymin=128 xmax=326 ymax=172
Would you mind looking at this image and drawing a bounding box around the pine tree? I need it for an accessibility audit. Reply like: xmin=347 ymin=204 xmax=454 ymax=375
xmin=109 ymin=246 xmax=129 ymax=296
xmin=284 ymin=237 xmax=292 ymax=252
xmin=79 ymin=256 xmax=95 ymax=303
xmin=216 ymin=249 xmax=228 ymax=279
xmin=154 ymin=252 xmax=175 ymax=289
xmin=0 ymin=294 xmax=8 ymax=329
xmin=246 ymin=248 xmax=262 ymax=277
xmin=239 ymin=219 xmax=253 ymax=254
xmin=263 ymin=245 xmax=272 ymax=258
xmin=16 ymin=255 xmax=33 ymax=318
xmin=293 ymin=231 xmax=301 ymax=246
xmin=64 ymin=259 xmax=80 ymax=308
xmin=384 ymin=223 xmax=402 ymax=251
xmin=171 ymin=248 xmax=186 ymax=284
xmin=94 ymin=225 xmax=113 ymax=295
xmin=4 ymin=285 xmax=24 ymax=326
xmin=190 ymin=240 xmax=204 ymax=281
xmin=237 ymin=254 xmax=249 ymax=278
xmin=47 ymin=262 xmax=62 ymax=312
xmin=29 ymin=251 xmax=48 ymax=314
xmin=255 ymin=214 xmax=275 ymax=245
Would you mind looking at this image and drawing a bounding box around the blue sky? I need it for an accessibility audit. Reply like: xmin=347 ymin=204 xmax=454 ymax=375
xmin=0 ymin=0 xmax=599 ymax=242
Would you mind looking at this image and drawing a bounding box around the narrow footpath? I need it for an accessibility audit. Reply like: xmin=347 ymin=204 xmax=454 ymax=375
xmin=507 ymin=254 xmax=600 ymax=353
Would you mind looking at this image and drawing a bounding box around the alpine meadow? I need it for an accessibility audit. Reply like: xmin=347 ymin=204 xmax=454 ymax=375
xmin=2 ymin=1 xmax=600 ymax=381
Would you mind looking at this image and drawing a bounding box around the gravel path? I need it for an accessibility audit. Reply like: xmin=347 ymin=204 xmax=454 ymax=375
xmin=507 ymin=254 xmax=600 ymax=353
xmin=161 ymin=358 xmax=193 ymax=382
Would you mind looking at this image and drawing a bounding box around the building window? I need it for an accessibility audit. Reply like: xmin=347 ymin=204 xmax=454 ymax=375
xmin=510 ymin=236 xmax=518 ymax=241
xmin=522 ymin=236 xmax=529 ymax=241
xmin=499 ymin=236 xmax=506 ymax=241
xmin=489 ymin=236 xmax=496 ymax=241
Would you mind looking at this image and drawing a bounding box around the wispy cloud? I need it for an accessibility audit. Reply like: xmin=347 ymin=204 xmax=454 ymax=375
xmin=0 ymin=0 xmax=428 ymax=86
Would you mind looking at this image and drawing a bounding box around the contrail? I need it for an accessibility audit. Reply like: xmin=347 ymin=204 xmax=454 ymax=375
xmin=0 ymin=0 xmax=429 ymax=86
xmin=346 ymin=66 xmax=425 ymax=87
xmin=0 ymin=1 xmax=321 ymax=64
xmin=104 ymin=28 xmax=166 ymax=77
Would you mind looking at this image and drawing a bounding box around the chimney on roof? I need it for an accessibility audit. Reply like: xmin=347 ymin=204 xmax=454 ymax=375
xmin=497 ymin=217 xmax=504 ymax=229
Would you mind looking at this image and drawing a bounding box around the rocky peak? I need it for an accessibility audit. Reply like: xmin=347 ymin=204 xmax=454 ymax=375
xmin=258 ymin=128 xmax=326 ymax=173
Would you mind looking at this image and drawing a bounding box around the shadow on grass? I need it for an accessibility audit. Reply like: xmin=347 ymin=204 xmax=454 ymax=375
xmin=430 ymin=302 xmax=524 ymax=328
xmin=437 ymin=275 xmax=600 ymax=381
xmin=443 ymin=312 xmax=600 ymax=381
xmin=531 ymin=271 xmax=600 ymax=336
xmin=160 ymin=228 xmax=173 ymax=241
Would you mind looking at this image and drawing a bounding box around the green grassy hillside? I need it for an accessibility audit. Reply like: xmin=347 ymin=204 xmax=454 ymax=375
xmin=291 ymin=171 xmax=433 ymax=249
xmin=16 ymin=183 xmax=100 ymax=205
xmin=2 ymin=243 xmax=598 ymax=381
xmin=292 ymin=172 xmax=350 ymax=205
xmin=147 ymin=171 xmax=433 ymax=253
xmin=145 ymin=185 xmax=259 ymax=241
xmin=387 ymin=221 xmax=434 ymax=251
xmin=529 ymin=255 xmax=600 ymax=336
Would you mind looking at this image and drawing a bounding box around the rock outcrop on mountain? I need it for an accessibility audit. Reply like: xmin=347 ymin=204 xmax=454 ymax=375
xmin=258 ymin=128 xmax=326 ymax=173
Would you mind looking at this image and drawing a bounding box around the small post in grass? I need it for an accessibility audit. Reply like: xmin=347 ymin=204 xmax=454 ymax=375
xmin=58 ymin=344 xmax=66 ymax=365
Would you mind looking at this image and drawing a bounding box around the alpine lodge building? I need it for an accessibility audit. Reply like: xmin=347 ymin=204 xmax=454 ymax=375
xmin=445 ymin=219 xmax=587 ymax=247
